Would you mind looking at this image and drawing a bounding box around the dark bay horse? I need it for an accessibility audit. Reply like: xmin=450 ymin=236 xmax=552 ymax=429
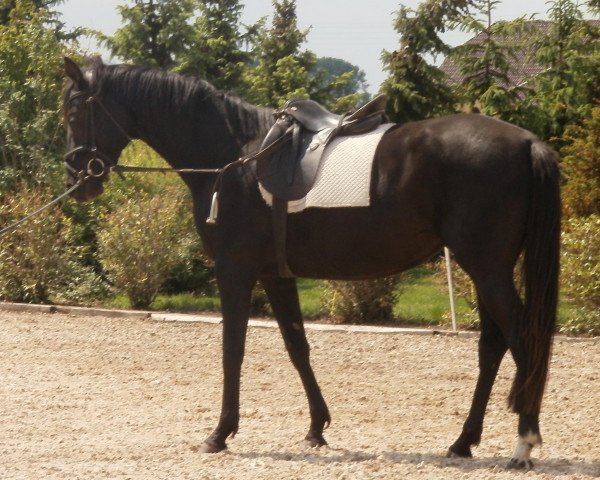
xmin=62 ymin=57 xmax=560 ymax=469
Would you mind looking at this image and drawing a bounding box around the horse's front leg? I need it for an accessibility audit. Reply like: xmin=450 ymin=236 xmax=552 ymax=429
xmin=261 ymin=276 xmax=331 ymax=447
xmin=201 ymin=260 xmax=256 ymax=453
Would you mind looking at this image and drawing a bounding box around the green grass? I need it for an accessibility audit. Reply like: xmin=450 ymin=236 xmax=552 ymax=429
xmin=394 ymin=267 xmax=477 ymax=328
xmin=103 ymin=268 xmax=589 ymax=333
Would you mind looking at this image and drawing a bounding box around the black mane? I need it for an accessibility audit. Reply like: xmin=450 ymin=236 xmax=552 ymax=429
xmin=84 ymin=59 xmax=273 ymax=152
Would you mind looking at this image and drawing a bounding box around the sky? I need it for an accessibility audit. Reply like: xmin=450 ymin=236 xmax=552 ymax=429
xmin=58 ymin=0 xmax=557 ymax=93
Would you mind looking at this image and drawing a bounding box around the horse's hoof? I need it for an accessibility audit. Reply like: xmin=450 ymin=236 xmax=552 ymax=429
xmin=199 ymin=441 xmax=227 ymax=454
xmin=304 ymin=434 xmax=328 ymax=448
xmin=446 ymin=445 xmax=473 ymax=458
xmin=507 ymin=458 xmax=533 ymax=470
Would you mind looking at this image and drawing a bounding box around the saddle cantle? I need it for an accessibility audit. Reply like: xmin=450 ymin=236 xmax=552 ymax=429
xmin=254 ymin=94 xmax=389 ymax=202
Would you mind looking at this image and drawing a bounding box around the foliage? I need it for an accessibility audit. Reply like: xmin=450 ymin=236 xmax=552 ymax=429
xmin=0 ymin=0 xmax=78 ymax=39
xmin=96 ymin=186 xmax=199 ymax=309
xmin=522 ymin=0 xmax=600 ymax=140
xmin=177 ymin=0 xmax=249 ymax=95
xmin=380 ymin=0 xmax=478 ymax=122
xmin=322 ymin=276 xmax=402 ymax=324
xmin=243 ymin=0 xmax=314 ymax=107
xmin=0 ymin=0 xmax=73 ymax=188
xmin=447 ymin=1 xmax=533 ymax=121
xmin=242 ymin=0 xmax=358 ymax=110
xmin=561 ymin=215 xmax=600 ymax=307
xmin=560 ymin=108 xmax=600 ymax=217
xmin=311 ymin=57 xmax=369 ymax=113
xmin=99 ymin=0 xmax=196 ymax=69
xmin=0 ymin=184 xmax=104 ymax=303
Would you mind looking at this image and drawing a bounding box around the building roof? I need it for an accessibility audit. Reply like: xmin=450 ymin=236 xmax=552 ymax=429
xmin=440 ymin=20 xmax=600 ymax=89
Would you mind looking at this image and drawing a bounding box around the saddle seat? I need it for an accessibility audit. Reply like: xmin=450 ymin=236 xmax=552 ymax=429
xmin=254 ymin=94 xmax=388 ymax=202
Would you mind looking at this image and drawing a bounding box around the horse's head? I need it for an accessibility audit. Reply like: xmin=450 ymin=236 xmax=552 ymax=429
xmin=63 ymin=57 xmax=134 ymax=202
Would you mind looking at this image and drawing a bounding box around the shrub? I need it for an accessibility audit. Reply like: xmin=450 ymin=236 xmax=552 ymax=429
xmin=96 ymin=187 xmax=199 ymax=309
xmin=322 ymin=277 xmax=401 ymax=324
xmin=560 ymin=215 xmax=600 ymax=334
xmin=561 ymin=107 xmax=600 ymax=217
xmin=0 ymin=184 xmax=103 ymax=303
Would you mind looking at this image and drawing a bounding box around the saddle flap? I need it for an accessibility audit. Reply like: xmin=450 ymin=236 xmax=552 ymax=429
xmin=256 ymin=126 xmax=324 ymax=201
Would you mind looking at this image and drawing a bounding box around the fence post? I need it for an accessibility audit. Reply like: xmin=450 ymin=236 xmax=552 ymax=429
xmin=444 ymin=247 xmax=458 ymax=332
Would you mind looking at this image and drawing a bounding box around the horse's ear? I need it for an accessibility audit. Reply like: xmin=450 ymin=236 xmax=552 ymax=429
xmin=64 ymin=56 xmax=87 ymax=89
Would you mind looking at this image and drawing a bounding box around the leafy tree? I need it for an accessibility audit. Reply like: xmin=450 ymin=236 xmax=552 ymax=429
xmin=100 ymin=0 xmax=196 ymax=69
xmin=1 ymin=0 xmax=57 ymax=24
xmin=312 ymin=57 xmax=370 ymax=112
xmin=0 ymin=0 xmax=71 ymax=188
xmin=381 ymin=0 xmax=478 ymax=122
xmin=177 ymin=0 xmax=249 ymax=94
xmin=315 ymin=57 xmax=369 ymax=98
xmin=1 ymin=0 xmax=81 ymax=40
xmin=560 ymin=215 xmax=600 ymax=334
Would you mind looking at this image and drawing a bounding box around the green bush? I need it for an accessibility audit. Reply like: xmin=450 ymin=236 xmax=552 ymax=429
xmin=0 ymin=184 xmax=103 ymax=303
xmin=96 ymin=187 xmax=199 ymax=309
xmin=561 ymin=107 xmax=600 ymax=217
xmin=560 ymin=215 xmax=600 ymax=334
xmin=322 ymin=276 xmax=402 ymax=324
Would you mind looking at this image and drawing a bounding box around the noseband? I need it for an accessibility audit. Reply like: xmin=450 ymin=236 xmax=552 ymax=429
xmin=64 ymin=91 xmax=132 ymax=180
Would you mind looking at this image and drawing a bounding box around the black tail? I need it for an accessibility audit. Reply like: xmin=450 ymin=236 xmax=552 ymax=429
xmin=509 ymin=140 xmax=561 ymax=415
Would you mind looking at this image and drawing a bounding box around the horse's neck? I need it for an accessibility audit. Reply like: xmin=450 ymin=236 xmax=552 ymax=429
xmin=129 ymin=96 xmax=271 ymax=174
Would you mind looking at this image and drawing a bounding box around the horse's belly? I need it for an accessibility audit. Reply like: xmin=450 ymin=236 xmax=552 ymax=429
xmin=285 ymin=207 xmax=442 ymax=279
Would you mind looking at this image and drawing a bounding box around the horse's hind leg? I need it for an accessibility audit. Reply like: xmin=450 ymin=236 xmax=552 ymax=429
xmin=448 ymin=294 xmax=508 ymax=458
xmin=449 ymin=271 xmax=542 ymax=468
xmin=261 ymin=276 xmax=331 ymax=447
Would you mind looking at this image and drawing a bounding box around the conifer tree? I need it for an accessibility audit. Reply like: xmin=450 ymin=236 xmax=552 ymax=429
xmin=178 ymin=0 xmax=249 ymax=94
xmin=381 ymin=0 xmax=477 ymax=122
xmin=447 ymin=0 xmax=530 ymax=121
xmin=244 ymin=0 xmax=315 ymax=107
xmin=101 ymin=0 xmax=196 ymax=69
xmin=524 ymin=0 xmax=600 ymax=139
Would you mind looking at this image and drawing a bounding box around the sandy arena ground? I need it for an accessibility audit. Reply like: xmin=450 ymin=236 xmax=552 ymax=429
xmin=0 ymin=308 xmax=598 ymax=479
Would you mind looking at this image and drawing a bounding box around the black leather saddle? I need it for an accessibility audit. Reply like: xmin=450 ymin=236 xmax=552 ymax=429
xmin=247 ymin=95 xmax=388 ymax=278
xmin=254 ymin=94 xmax=389 ymax=201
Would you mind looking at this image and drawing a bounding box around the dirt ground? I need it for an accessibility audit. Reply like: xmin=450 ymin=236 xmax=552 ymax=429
xmin=0 ymin=309 xmax=598 ymax=479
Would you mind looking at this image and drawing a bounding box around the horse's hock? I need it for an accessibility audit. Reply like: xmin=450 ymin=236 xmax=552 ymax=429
xmin=1 ymin=309 xmax=598 ymax=479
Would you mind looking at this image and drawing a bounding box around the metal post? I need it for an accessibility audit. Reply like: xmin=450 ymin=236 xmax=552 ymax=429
xmin=444 ymin=247 xmax=458 ymax=332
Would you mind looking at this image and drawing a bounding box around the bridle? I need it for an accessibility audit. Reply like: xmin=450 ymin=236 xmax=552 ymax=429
xmin=2 ymin=87 xmax=230 ymax=237
xmin=64 ymin=90 xmax=222 ymax=180
xmin=63 ymin=90 xmax=129 ymax=180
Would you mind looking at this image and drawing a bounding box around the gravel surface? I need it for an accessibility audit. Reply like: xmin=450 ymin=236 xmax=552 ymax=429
xmin=0 ymin=309 xmax=598 ymax=479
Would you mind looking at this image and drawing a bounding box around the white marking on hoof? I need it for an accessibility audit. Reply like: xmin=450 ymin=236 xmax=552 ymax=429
xmin=508 ymin=431 xmax=541 ymax=469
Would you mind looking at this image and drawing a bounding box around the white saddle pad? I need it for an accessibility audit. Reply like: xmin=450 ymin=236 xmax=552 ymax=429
xmin=259 ymin=123 xmax=395 ymax=213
